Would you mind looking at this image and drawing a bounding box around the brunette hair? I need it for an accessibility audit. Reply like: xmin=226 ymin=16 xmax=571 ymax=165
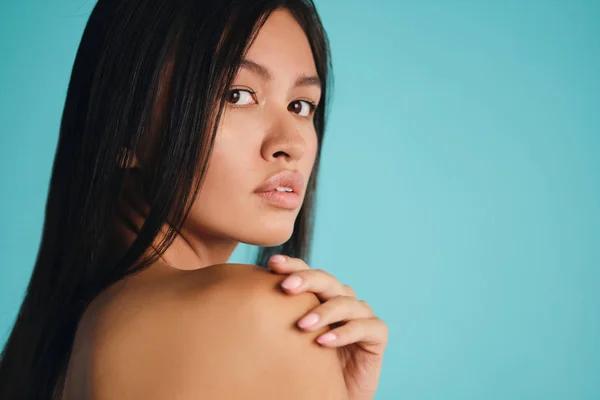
xmin=0 ymin=0 xmax=332 ymax=397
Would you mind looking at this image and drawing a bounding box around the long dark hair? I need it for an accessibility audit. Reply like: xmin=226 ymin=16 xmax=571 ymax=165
xmin=0 ymin=0 xmax=332 ymax=397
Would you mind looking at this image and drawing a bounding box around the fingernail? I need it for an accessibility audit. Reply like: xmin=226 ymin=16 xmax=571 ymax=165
xmin=317 ymin=332 xmax=337 ymax=344
xmin=270 ymin=255 xmax=286 ymax=263
xmin=281 ymin=275 xmax=302 ymax=290
xmin=298 ymin=313 xmax=319 ymax=328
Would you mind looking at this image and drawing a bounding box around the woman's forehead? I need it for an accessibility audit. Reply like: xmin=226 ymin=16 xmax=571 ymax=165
xmin=243 ymin=9 xmax=317 ymax=78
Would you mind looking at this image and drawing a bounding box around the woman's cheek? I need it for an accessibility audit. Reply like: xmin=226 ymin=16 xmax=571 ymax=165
xmin=212 ymin=115 xmax=258 ymax=158
xmin=302 ymin=128 xmax=319 ymax=170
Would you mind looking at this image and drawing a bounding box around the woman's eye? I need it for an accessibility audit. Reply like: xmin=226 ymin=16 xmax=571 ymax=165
xmin=226 ymin=89 xmax=256 ymax=105
xmin=288 ymin=100 xmax=316 ymax=117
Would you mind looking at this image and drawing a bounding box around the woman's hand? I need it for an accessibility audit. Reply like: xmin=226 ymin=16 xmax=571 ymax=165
xmin=268 ymin=255 xmax=388 ymax=400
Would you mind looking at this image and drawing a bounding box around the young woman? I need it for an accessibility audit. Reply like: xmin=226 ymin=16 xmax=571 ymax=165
xmin=0 ymin=0 xmax=388 ymax=398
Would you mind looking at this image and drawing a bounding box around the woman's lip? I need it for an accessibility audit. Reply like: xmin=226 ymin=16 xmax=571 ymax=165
xmin=255 ymin=190 xmax=300 ymax=210
xmin=255 ymin=170 xmax=304 ymax=195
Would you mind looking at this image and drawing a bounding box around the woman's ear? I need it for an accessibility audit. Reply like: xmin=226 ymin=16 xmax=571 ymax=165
xmin=117 ymin=147 xmax=142 ymax=169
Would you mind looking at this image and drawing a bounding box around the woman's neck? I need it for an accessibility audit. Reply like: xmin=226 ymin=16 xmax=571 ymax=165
xmin=104 ymin=174 xmax=238 ymax=272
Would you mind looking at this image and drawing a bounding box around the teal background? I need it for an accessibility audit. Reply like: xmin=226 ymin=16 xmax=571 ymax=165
xmin=1 ymin=0 xmax=599 ymax=398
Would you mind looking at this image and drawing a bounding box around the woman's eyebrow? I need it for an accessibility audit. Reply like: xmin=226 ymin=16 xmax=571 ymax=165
xmin=240 ymin=59 xmax=321 ymax=89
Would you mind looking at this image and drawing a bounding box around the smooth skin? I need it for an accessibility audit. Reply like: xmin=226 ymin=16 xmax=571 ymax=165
xmin=63 ymin=262 xmax=350 ymax=399
xmin=61 ymin=8 xmax=388 ymax=400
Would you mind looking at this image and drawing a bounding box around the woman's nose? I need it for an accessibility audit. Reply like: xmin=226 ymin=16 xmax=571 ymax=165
xmin=260 ymin=114 xmax=306 ymax=164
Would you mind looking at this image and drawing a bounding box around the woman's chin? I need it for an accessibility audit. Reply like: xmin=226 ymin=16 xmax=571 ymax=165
xmin=239 ymin=226 xmax=294 ymax=248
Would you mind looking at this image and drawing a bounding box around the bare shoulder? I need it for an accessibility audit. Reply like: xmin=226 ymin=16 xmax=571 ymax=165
xmin=66 ymin=263 xmax=348 ymax=400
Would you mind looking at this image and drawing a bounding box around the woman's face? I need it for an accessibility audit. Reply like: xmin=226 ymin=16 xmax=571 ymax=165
xmin=182 ymin=9 xmax=321 ymax=248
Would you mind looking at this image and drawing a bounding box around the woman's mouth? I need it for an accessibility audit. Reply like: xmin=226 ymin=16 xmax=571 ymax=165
xmin=255 ymin=188 xmax=300 ymax=210
xmin=254 ymin=170 xmax=304 ymax=210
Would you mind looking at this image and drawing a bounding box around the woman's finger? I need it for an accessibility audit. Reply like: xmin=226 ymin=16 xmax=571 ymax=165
xmin=296 ymin=295 xmax=374 ymax=331
xmin=267 ymin=254 xmax=310 ymax=273
xmin=315 ymin=317 xmax=389 ymax=354
xmin=268 ymin=255 xmax=357 ymax=300
xmin=280 ymin=269 xmax=352 ymax=302
xmin=343 ymin=284 xmax=357 ymax=298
